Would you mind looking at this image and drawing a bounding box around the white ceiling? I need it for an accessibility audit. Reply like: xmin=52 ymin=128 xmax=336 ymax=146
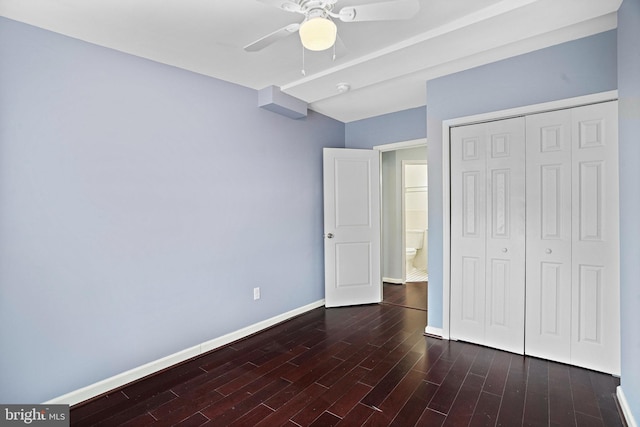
xmin=0 ymin=0 xmax=622 ymax=122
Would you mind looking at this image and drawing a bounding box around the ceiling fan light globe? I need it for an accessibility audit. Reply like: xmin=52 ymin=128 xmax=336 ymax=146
xmin=299 ymin=17 xmax=337 ymax=51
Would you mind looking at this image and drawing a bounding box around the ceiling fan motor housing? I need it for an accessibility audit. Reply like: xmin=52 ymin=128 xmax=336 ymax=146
xmin=297 ymin=0 xmax=338 ymax=14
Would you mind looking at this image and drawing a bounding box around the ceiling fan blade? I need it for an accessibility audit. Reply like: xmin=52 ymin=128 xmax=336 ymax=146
xmin=244 ymin=23 xmax=300 ymax=52
xmin=337 ymin=0 xmax=420 ymax=22
xmin=256 ymin=0 xmax=303 ymax=13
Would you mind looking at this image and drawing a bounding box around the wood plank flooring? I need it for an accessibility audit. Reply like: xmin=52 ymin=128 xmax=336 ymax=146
xmin=70 ymin=300 xmax=623 ymax=426
xmin=382 ymin=282 xmax=427 ymax=311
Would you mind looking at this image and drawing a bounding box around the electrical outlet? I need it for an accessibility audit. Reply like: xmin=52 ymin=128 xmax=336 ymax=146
xmin=253 ymin=287 xmax=260 ymax=300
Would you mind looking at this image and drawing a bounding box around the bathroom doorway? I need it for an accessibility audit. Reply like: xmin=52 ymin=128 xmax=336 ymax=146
xmin=378 ymin=141 xmax=427 ymax=311
xmin=403 ymin=161 xmax=428 ymax=283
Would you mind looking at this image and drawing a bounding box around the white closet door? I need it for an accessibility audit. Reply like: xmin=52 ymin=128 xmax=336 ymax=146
xmin=525 ymin=109 xmax=573 ymax=364
xmin=451 ymin=122 xmax=488 ymax=343
xmin=484 ymin=119 xmax=526 ymax=353
xmin=525 ymin=101 xmax=619 ymax=375
xmin=570 ymin=102 xmax=620 ymax=375
xmin=450 ymin=117 xmax=526 ymax=354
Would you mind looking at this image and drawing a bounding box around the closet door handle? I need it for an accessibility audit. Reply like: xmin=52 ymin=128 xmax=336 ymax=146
xmin=545 ymin=248 xmax=552 ymax=254
xmin=501 ymin=248 xmax=508 ymax=253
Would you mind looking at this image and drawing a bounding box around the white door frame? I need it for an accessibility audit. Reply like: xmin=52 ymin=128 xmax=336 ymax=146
xmin=441 ymin=90 xmax=618 ymax=340
xmin=374 ymin=139 xmax=427 ymax=153
xmin=373 ymin=138 xmax=428 ymax=332
xmin=374 ymin=138 xmax=428 ymax=285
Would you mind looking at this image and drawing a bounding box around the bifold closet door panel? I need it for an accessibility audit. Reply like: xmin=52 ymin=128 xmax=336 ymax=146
xmin=525 ymin=109 xmax=573 ymax=365
xmin=570 ymin=101 xmax=620 ymax=375
xmin=450 ymin=117 xmax=526 ymax=354
xmin=451 ymin=122 xmax=488 ymax=344
xmin=484 ymin=118 xmax=526 ymax=354
xmin=525 ymin=101 xmax=620 ymax=375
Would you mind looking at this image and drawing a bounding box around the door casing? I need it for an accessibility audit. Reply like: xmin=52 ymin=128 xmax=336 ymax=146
xmin=375 ymin=140 xmax=428 ymax=311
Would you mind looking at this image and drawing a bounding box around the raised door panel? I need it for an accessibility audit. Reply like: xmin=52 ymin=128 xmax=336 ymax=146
xmin=570 ymin=101 xmax=620 ymax=375
xmin=525 ymin=109 xmax=572 ymax=364
xmin=484 ymin=118 xmax=526 ymax=354
xmin=450 ymin=124 xmax=487 ymax=343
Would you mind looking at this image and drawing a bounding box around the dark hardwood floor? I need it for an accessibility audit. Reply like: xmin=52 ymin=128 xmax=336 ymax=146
xmin=71 ymin=298 xmax=623 ymax=426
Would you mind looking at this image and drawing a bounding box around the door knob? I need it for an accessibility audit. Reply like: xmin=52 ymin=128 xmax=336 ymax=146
xmin=501 ymin=248 xmax=508 ymax=253
xmin=545 ymin=248 xmax=552 ymax=254
xmin=326 ymin=233 xmax=334 ymax=239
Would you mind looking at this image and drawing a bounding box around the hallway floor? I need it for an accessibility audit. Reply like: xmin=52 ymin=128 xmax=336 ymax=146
xmin=382 ymin=282 xmax=427 ymax=312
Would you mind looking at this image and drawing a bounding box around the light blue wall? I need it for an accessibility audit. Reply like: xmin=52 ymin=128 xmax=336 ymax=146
xmin=345 ymin=106 xmax=426 ymax=148
xmin=618 ymin=0 xmax=640 ymax=421
xmin=0 ymin=17 xmax=344 ymax=403
xmin=425 ymin=30 xmax=617 ymax=328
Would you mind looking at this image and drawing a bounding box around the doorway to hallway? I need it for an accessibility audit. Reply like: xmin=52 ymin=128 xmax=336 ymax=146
xmin=377 ymin=140 xmax=427 ymax=310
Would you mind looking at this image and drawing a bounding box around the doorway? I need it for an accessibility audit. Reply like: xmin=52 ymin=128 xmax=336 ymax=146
xmin=403 ymin=161 xmax=428 ymax=283
xmin=375 ymin=140 xmax=427 ymax=311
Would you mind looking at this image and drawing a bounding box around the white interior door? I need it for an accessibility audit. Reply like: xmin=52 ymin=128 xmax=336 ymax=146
xmin=570 ymin=101 xmax=619 ymax=375
xmin=525 ymin=102 xmax=620 ymax=374
xmin=525 ymin=108 xmax=573 ymax=365
xmin=484 ymin=118 xmax=526 ymax=353
xmin=323 ymin=148 xmax=381 ymax=308
xmin=450 ymin=117 xmax=526 ymax=354
xmin=451 ymin=101 xmax=621 ymax=374
xmin=450 ymin=122 xmax=488 ymax=343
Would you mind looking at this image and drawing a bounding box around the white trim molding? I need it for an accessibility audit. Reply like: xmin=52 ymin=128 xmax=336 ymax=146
xmin=441 ymin=90 xmax=618 ymax=340
xmin=424 ymin=325 xmax=443 ymax=338
xmin=383 ymin=277 xmax=404 ymax=284
xmin=617 ymin=386 xmax=638 ymax=427
xmin=374 ymin=138 xmax=426 ymax=152
xmin=45 ymin=299 xmax=326 ymax=406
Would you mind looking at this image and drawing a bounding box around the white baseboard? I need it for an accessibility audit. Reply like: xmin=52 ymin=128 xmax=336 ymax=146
xmin=45 ymin=299 xmax=326 ymax=406
xmin=424 ymin=325 xmax=443 ymax=338
xmin=383 ymin=277 xmax=404 ymax=284
xmin=617 ymin=386 xmax=638 ymax=427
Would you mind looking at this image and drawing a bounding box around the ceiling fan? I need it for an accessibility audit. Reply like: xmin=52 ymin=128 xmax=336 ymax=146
xmin=244 ymin=0 xmax=420 ymax=52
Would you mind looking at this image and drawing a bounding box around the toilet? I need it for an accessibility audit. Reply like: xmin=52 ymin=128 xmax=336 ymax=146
xmin=406 ymin=229 xmax=425 ymax=272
